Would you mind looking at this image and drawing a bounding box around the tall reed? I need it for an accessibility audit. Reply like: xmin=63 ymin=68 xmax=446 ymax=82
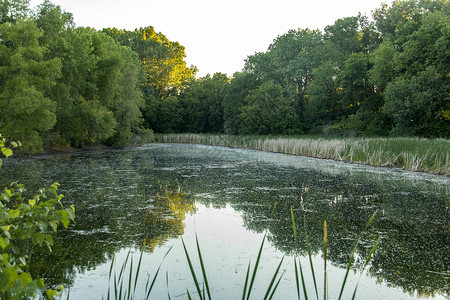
xmin=291 ymin=208 xmax=380 ymax=300
xmin=103 ymin=206 xmax=380 ymax=299
xmin=155 ymin=134 xmax=449 ymax=175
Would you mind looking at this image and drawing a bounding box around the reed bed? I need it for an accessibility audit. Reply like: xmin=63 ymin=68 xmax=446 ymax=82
xmin=155 ymin=134 xmax=450 ymax=175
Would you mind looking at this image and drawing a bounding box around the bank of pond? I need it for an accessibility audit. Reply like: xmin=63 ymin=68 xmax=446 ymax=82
xmin=1 ymin=143 xmax=448 ymax=299
xmin=156 ymin=134 xmax=450 ymax=176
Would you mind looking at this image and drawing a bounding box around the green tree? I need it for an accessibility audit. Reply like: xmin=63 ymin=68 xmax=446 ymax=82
xmin=0 ymin=19 xmax=61 ymax=153
xmin=304 ymin=61 xmax=340 ymax=132
xmin=103 ymin=26 xmax=197 ymax=100
xmin=144 ymin=96 xmax=183 ymax=133
xmin=384 ymin=66 xmax=449 ymax=137
xmin=0 ymin=0 xmax=29 ymax=24
xmin=222 ymin=72 xmax=259 ymax=134
xmin=36 ymin=15 xmax=145 ymax=147
xmin=178 ymin=73 xmax=229 ymax=133
xmin=324 ymin=17 xmax=361 ymax=56
xmin=239 ymin=82 xmax=299 ymax=134
xmin=369 ymin=40 xmax=397 ymax=92
xmin=245 ymin=28 xmax=323 ymax=120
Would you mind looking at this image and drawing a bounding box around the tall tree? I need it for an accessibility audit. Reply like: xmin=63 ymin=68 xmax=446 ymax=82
xmin=384 ymin=66 xmax=449 ymax=137
xmin=103 ymin=27 xmax=197 ymax=100
xmin=245 ymin=28 xmax=323 ymax=119
xmin=0 ymin=0 xmax=29 ymax=24
xmin=0 ymin=19 xmax=61 ymax=153
xmin=222 ymin=72 xmax=259 ymax=134
xmin=178 ymin=73 xmax=229 ymax=133
xmin=239 ymin=81 xmax=299 ymax=134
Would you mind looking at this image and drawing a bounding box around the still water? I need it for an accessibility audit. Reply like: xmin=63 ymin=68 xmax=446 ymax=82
xmin=1 ymin=144 xmax=448 ymax=299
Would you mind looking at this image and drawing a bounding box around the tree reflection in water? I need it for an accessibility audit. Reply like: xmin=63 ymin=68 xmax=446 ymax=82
xmin=0 ymin=144 xmax=448 ymax=298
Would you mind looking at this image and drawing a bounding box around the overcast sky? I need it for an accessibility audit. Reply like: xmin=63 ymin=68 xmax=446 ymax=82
xmin=29 ymin=0 xmax=386 ymax=77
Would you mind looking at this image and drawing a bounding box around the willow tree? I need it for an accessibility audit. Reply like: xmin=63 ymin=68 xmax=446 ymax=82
xmin=0 ymin=19 xmax=61 ymax=153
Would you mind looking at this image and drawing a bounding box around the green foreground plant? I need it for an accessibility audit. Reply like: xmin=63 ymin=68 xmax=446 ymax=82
xmin=0 ymin=134 xmax=75 ymax=299
xmin=290 ymin=207 xmax=380 ymax=300
xmin=105 ymin=204 xmax=380 ymax=299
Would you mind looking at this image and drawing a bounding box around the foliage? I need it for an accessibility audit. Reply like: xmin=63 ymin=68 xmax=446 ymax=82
xmin=0 ymin=18 xmax=61 ymax=153
xmin=222 ymin=72 xmax=260 ymax=134
xmin=0 ymin=0 xmax=30 ymax=24
xmin=0 ymin=134 xmax=75 ymax=299
xmin=2 ymin=0 xmax=449 ymax=151
xmin=239 ymin=82 xmax=300 ymax=134
xmin=103 ymin=26 xmax=197 ymax=101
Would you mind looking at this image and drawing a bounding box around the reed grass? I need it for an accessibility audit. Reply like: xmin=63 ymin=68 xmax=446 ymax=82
xmin=103 ymin=207 xmax=380 ymax=300
xmin=291 ymin=208 xmax=380 ymax=300
xmin=155 ymin=134 xmax=449 ymax=175
xmin=105 ymin=246 xmax=172 ymax=300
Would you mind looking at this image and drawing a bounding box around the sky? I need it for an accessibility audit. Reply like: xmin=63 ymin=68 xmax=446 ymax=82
xmin=29 ymin=0 xmax=386 ymax=77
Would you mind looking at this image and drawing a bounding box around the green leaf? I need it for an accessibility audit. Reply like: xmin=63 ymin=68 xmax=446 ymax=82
xmin=25 ymin=279 xmax=45 ymax=298
xmin=0 ymin=270 xmax=11 ymax=290
xmin=0 ymin=237 xmax=10 ymax=250
xmin=31 ymin=233 xmax=39 ymax=245
xmin=59 ymin=210 xmax=70 ymax=228
xmin=49 ymin=221 xmax=58 ymax=232
xmin=18 ymin=272 xmax=32 ymax=288
xmin=8 ymin=209 xmax=20 ymax=219
xmin=37 ymin=222 xmax=48 ymax=232
xmin=1 ymin=148 xmax=13 ymax=158
xmin=0 ymin=211 xmax=10 ymax=222
xmin=45 ymin=234 xmax=54 ymax=246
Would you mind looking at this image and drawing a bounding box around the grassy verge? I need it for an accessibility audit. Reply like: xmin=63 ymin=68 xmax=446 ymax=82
xmin=154 ymin=134 xmax=450 ymax=175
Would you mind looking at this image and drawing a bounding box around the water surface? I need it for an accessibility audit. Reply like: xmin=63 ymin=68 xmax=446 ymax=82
xmin=1 ymin=144 xmax=448 ymax=299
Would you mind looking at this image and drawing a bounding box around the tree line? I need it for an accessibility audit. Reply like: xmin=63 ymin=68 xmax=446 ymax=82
xmin=0 ymin=0 xmax=448 ymax=153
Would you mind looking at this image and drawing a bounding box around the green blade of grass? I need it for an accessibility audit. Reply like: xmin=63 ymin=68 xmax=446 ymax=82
xmin=263 ymin=256 xmax=285 ymax=300
xmin=291 ymin=207 xmax=308 ymax=300
xmin=133 ymin=248 xmax=144 ymax=295
xmin=304 ymin=217 xmax=319 ymax=300
xmin=294 ymin=257 xmax=301 ymax=300
xmin=182 ymin=237 xmax=203 ymax=300
xmin=146 ymin=246 xmax=173 ymax=300
xmin=118 ymin=251 xmax=131 ymax=284
xmin=268 ymin=270 xmax=285 ymax=300
xmin=338 ymin=212 xmax=376 ymax=300
xmin=114 ymin=271 xmax=118 ymax=300
xmin=246 ymin=234 xmax=266 ymax=300
xmin=107 ymin=255 xmax=115 ymax=300
xmin=351 ymin=236 xmax=381 ymax=300
xmin=271 ymin=202 xmax=278 ymax=218
xmin=195 ymin=233 xmax=212 ymax=300
xmin=127 ymin=256 xmax=133 ymax=300
xmin=44 ymin=244 xmax=72 ymax=278
xmin=241 ymin=261 xmax=251 ymax=300
xmin=166 ymin=271 xmax=172 ymax=300
xmin=323 ymin=220 xmax=328 ymax=300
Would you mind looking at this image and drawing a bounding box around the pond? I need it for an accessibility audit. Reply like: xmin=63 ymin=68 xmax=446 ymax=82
xmin=1 ymin=144 xmax=449 ymax=299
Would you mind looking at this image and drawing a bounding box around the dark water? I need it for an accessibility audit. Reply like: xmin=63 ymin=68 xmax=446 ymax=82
xmin=1 ymin=144 xmax=448 ymax=299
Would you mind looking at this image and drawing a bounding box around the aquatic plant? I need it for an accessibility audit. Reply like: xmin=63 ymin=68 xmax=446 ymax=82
xmin=290 ymin=208 xmax=380 ymax=300
xmin=104 ymin=206 xmax=380 ymax=300
xmin=155 ymin=134 xmax=449 ymax=175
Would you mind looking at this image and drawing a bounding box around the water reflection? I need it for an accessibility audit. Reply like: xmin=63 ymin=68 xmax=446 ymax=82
xmin=0 ymin=144 xmax=448 ymax=298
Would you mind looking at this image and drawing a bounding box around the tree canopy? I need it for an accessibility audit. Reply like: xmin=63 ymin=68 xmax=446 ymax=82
xmin=0 ymin=0 xmax=448 ymax=154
